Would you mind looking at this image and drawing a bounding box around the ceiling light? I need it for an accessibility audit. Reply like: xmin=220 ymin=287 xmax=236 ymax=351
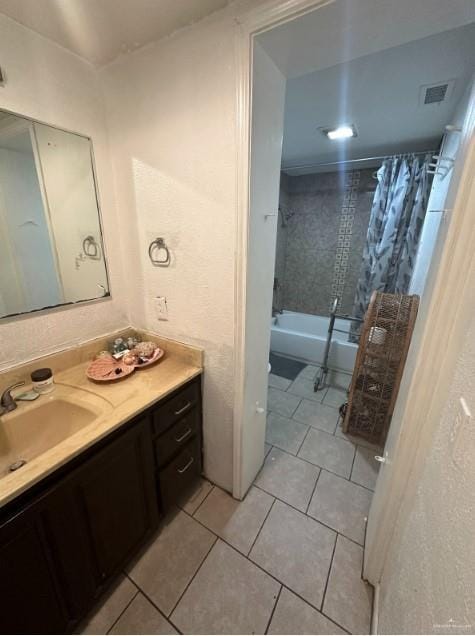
xmin=322 ymin=125 xmax=357 ymax=140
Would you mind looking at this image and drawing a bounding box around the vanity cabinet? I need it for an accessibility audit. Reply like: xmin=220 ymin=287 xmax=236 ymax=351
xmin=0 ymin=499 xmax=70 ymax=633
xmin=0 ymin=376 xmax=202 ymax=634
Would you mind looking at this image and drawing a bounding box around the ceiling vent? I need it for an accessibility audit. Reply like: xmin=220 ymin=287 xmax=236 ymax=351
xmin=419 ymin=80 xmax=455 ymax=106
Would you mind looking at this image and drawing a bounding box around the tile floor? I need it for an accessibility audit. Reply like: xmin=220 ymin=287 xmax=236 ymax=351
xmin=80 ymin=363 xmax=380 ymax=635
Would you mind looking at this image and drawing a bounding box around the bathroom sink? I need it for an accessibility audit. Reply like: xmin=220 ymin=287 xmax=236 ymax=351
xmin=0 ymin=386 xmax=112 ymax=477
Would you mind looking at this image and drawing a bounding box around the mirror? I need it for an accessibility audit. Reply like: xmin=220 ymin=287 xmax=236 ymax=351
xmin=0 ymin=110 xmax=110 ymax=319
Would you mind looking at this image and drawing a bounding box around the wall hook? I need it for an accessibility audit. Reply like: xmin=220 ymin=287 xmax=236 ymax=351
xmin=148 ymin=237 xmax=171 ymax=267
xmin=82 ymin=235 xmax=101 ymax=260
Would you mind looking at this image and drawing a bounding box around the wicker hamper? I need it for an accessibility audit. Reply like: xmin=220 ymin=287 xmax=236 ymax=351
xmin=343 ymin=291 xmax=419 ymax=446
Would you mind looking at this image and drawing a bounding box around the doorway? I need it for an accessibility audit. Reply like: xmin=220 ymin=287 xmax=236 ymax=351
xmin=234 ymin=0 xmax=475 ymax=612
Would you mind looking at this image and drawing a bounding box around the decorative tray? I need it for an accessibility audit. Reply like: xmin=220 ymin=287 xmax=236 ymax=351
xmin=86 ymin=357 xmax=135 ymax=382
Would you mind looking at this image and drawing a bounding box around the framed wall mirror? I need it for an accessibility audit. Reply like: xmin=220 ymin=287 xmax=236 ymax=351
xmin=0 ymin=109 xmax=110 ymax=319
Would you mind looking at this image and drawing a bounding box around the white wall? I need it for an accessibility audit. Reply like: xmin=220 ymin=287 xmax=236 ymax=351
xmin=409 ymin=85 xmax=471 ymax=296
xmin=0 ymin=15 xmax=128 ymax=369
xmin=100 ymin=4 xmax=250 ymax=491
xmin=378 ymin=261 xmax=475 ymax=634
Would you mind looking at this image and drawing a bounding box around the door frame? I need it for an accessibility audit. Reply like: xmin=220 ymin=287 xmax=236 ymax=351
xmin=232 ymin=0 xmax=475 ymax=589
xmin=232 ymin=0 xmax=333 ymax=499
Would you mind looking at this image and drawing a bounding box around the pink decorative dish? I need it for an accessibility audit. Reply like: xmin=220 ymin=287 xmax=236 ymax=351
xmin=133 ymin=347 xmax=165 ymax=369
xmin=86 ymin=356 xmax=135 ymax=382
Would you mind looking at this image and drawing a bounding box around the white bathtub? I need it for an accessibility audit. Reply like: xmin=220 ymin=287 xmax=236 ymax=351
xmin=270 ymin=310 xmax=357 ymax=373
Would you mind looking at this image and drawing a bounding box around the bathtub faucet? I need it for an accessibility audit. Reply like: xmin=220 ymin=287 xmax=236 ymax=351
xmin=272 ymin=307 xmax=283 ymax=317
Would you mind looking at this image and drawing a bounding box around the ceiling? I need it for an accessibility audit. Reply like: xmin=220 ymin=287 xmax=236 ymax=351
xmin=0 ymin=0 xmax=231 ymax=66
xmin=261 ymin=15 xmax=475 ymax=173
xmin=258 ymin=0 xmax=475 ymax=80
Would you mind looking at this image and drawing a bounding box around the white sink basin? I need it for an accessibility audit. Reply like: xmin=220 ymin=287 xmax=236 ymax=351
xmin=0 ymin=386 xmax=112 ymax=477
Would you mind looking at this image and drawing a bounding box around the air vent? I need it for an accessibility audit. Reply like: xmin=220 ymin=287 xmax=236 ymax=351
xmin=424 ymin=84 xmax=448 ymax=104
xmin=419 ymin=79 xmax=455 ymax=107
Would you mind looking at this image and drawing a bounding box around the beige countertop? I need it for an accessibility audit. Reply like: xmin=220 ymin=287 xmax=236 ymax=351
xmin=0 ymin=331 xmax=203 ymax=509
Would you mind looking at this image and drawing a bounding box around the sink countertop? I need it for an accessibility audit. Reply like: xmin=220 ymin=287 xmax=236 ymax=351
xmin=0 ymin=332 xmax=203 ymax=509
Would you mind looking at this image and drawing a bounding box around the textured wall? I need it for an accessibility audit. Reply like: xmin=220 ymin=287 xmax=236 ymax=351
xmin=275 ymin=169 xmax=375 ymax=316
xmin=378 ymin=263 xmax=475 ymax=634
xmin=273 ymin=174 xmax=289 ymax=311
xmin=101 ymin=5 xmax=248 ymax=491
xmin=0 ymin=15 xmax=128 ymax=369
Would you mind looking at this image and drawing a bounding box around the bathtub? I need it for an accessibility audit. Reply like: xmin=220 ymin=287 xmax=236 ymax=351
xmin=270 ymin=310 xmax=357 ymax=373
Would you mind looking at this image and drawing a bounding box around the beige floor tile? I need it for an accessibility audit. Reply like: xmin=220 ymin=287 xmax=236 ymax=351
xmin=322 ymin=387 xmax=347 ymax=409
xmin=109 ymin=593 xmax=177 ymax=635
xmin=307 ymin=470 xmax=372 ymax=545
xmin=80 ymin=575 xmax=137 ymax=635
xmin=266 ymin=411 xmax=309 ymax=455
xmin=255 ymin=447 xmax=319 ymax=512
xmin=268 ymin=587 xmax=345 ymax=635
xmin=293 ymin=399 xmax=339 ymax=434
xmin=194 ymin=486 xmax=273 ymax=555
xmin=298 ymin=428 xmax=355 ymax=478
xmin=287 ymin=376 xmax=323 ymax=402
xmin=351 ymin=446 xmax=380 ymax=490
xmin=268 ymin=373 xmax=292 ymax=391
xmin=127 ymin=509 xmax=215 ymax=616
xmin=267 ymin=387 xmax=301 ymax=417
xmin=323 ymin=535 xmax=373 ymax=635
xmin=249 ymin=500 xmax=336 ymax=609
xmin=297 ymin=365 xmax=319 ymax=380
xmin=335 ymin=422 xmax=383 ymax=452
xmin=178 ymin=478 xmax=213 ymax=515
xmin=171 ymin=540 xmax=280 ymax=635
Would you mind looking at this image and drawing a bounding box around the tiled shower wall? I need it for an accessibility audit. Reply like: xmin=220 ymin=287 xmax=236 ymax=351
xmin=273 ymin=169 xmax=376 ymax=317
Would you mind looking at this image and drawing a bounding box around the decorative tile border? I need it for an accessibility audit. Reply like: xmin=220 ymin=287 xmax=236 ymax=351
xmin=330 ymin=171 xmax=360 ymax=312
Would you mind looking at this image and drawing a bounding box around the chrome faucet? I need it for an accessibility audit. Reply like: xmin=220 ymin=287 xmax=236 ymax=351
xmin=0 ymin=381 xmax=25 ymax=415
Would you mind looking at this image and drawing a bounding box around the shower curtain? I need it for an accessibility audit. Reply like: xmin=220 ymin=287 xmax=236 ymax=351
xmin=351 ymin=154 xmax=432 ymax=333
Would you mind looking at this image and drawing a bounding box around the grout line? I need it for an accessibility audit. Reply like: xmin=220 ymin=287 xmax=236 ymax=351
xmin=289 ymin=396 xmax=303 ymax=418
xmin=305 ymin=464 xmax=322 ymax=515
xmin=319 ymin=531 xmax=338 ymax=613
xmin=295 ymin=423 xmax=311 ymax=455
xmin=349 ymin=443 xmax=358 ymax=481
xmin=320 ymin=608 xmax=351 ymax=635
xmin=167 ymin=534 xmax=219 ymax=618
xmin=253 ymin=482 xmax=366 ymax=549
xmin=191 ymin=483 xmax=215 ymax=517
xmin=264 ymin=584 xmax=282 ymax=635
xmin=123 ymin=573 xmax=183 ymax=635
xmin=106 ymin=588 xmax=140 ymax=634
xmin=247 ymin=497 xmax=276 ymax=556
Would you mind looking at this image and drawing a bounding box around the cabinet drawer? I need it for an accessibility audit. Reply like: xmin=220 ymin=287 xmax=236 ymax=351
xmin=154 ymin=408 xmax=200 ymax=468
xmin=158 ymin=437 xmax=201 ymax=511
xmin=152 ymin=380 xmax=200 ymax=436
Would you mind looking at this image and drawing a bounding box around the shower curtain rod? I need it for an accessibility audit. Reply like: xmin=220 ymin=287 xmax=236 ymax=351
xmin=282 ymin=149 xmax=436 ymax=173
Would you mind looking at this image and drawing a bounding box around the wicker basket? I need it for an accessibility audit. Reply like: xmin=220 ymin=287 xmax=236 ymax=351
xmin=343 ymin=291 xmax=419 ymax=445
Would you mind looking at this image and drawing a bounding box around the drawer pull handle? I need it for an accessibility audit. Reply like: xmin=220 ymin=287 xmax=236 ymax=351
xmin=177 ymin=457 xmax=194 ymax=474
xmin=175 ymin=401 xmax=191 ymax=416
xmin=175 ymin=428 xmax=192 ymax=443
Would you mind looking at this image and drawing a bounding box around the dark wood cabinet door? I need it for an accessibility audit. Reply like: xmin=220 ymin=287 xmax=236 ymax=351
xmin=0 ymin=506 xmax=68 ymax=634
xmin=41 ymin=486 xmax=98 ymax=621
xmin=73 ymin=418 xmax=159 ymax=585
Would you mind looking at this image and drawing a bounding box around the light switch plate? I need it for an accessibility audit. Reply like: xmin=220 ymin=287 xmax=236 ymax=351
xmin=155 ymin=296 xmax=168 ymax=321
xmin=452 ymin=397 xmax=472 ymax=470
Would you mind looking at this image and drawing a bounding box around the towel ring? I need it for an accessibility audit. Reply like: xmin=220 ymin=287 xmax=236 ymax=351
xmin=82 ymin=235 xmax=101 ymax=260
xmin=148 ymin=237 xmax=171 ymax=267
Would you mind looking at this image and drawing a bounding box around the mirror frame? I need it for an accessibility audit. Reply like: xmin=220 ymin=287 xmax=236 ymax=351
xmin=0 ymin=107 xmax=112 ymax=322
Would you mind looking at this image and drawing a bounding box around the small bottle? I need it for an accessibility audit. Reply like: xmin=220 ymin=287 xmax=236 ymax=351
xmin=31 ymin=368 xmax=55 ymax=394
